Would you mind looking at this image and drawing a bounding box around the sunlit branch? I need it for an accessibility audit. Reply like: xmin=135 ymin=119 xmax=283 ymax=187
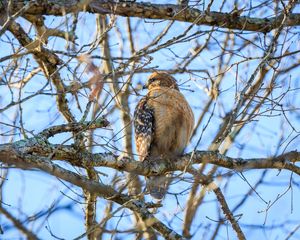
xmin=2 ymin=1 xmax=300 ymax=32
xmin=0 ymin=132 xmax=299 ymax=178
xmin=0 ymin=146 xmax=184 ymax=240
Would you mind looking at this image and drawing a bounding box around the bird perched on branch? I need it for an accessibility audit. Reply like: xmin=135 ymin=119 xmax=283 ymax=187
xmin=134 ymin=72 xmax=194 ymax=199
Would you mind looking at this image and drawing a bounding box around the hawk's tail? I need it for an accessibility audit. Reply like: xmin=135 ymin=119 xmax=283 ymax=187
xmin=146 ymin=175 xmax=171 ymax=200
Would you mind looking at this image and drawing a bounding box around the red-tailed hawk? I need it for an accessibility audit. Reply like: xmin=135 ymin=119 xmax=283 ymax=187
xmin=134 ymin=72 xmax=194 ymax=199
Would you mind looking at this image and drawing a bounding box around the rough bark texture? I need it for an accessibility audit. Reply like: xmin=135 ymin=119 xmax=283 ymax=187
xmin=1 ymin=1 xmax=300 ymax=32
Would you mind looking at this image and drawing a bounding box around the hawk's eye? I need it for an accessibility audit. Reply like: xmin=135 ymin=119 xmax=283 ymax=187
xmin=148 ymin=77 xmax=156 ymax=84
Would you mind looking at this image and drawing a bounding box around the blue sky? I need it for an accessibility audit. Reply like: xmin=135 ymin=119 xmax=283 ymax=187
xmin=1 ymin=0 xmax=300 ymax=239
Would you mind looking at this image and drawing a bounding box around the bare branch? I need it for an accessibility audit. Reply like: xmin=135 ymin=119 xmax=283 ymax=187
xmin=213 ymin=186 xmax=246 ymax=240
xmin=2 ymin=1 xmax=300 ymax=32
xmin=0 ymin=135 xmax=299 ymax=178
xmin=0 ymin=205 xmax=38 ymax=240
xmin=0 ymin=145 xmax=184 ymax=239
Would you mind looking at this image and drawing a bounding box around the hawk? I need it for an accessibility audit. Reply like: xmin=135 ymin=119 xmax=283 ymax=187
xmin=134 ymin=72 xmax=194 ymax=199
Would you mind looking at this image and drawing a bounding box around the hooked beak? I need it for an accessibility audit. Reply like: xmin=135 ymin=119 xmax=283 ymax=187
xmin=142 ymin=83 xmax=148 ymax=89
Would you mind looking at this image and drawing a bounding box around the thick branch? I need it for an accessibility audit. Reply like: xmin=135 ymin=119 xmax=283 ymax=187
xmin=0 ymin=134 xmax=299 ymax=177
xmin=88 ymin=150 xmax=300 ymax=177
xmin=0 ymin=133 xmax=299 ymax=239
xmin=0 ymin=146 xmax=184 ymax=240
xmin=2 ymin=1 xmax=300 ymax=32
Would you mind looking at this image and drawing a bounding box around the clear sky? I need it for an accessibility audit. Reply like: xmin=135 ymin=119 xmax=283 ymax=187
xmin=1 ymin=0 xmax=300 ymax=239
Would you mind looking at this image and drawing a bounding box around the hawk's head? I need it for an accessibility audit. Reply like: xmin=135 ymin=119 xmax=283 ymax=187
xmin=145 ymin=72 xmax=179 ymax=91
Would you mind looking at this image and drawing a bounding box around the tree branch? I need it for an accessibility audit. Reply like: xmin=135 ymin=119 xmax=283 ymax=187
xmin=0 ymin=17 xmax=75 ymax=123
xmin=39 ymin=118 xmax=110 ymax=138
xmin=2 ymin=1 xmax=300 ymax=32
xmin=0 ymin=124 xmax=299 ymax=239
xmin=0 ymin=146 xmax=184 ymax=239
xmin=213 ymin=186 xmax=246 ymax=240
xmin=0 ymin=130 xmax=299 ymax=178
xmin=0 ymin=205 xmax=38 ymax=240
